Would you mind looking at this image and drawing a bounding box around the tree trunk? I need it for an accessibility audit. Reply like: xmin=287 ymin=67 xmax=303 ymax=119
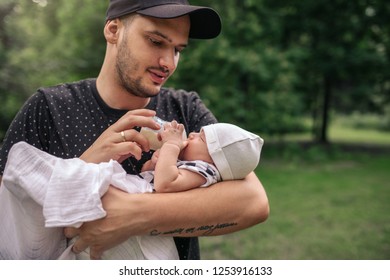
xmin=319 ymin=76 xmax=332 ymax=143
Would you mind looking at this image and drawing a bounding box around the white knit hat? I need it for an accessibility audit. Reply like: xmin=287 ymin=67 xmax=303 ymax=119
xmin=202 ymin=123 xmax=264 ymax=180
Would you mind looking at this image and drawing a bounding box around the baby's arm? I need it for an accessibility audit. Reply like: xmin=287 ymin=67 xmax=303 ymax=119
xmin=154 ymin=121 xmax=206 ymax=192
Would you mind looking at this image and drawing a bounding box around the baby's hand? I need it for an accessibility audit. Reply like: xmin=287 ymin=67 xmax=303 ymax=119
xmin=158 ymin=121 xmax=186 ymax=149
xmin=151 ymin=149 xmax=160 ymax=164
xmin=141 ymin=149 xmax=160 ymax=171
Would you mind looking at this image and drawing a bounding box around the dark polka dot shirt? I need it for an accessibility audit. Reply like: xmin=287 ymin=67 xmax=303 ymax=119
xmin=0 ymin=78 xmax=217 ymax=260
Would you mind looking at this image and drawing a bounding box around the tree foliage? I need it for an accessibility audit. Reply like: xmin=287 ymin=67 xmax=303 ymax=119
xmin=262 ymin=0 xmax=390 ymax=141
xmin=0 ymin=0 xmax=106 ymax=138
xmin=170 ymin=0 xmax=305 ymax=135
xmin=1 ymin=0 xmax=389 ymax=141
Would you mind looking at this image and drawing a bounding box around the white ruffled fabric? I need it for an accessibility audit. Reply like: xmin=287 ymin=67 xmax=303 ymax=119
xmin=0 ymin=142 xmax=178 ymax=260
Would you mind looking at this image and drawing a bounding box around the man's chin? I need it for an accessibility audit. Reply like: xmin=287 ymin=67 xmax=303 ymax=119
xmin=147 ymin=85 xmax=163 ymax=96
xmin=130 ymin=85 xmax=161 ymax=98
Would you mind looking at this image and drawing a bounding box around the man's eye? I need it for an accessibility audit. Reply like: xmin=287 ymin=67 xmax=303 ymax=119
xmin=149 ymin=37 xmax=162 ymax=46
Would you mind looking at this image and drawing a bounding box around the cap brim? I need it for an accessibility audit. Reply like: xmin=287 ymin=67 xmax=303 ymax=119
xmin=137 ymin=5 xmax=221 ymax=39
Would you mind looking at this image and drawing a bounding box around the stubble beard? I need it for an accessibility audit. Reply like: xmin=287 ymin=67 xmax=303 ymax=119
xmin=116 ymin=38 xmax=160 ymax=98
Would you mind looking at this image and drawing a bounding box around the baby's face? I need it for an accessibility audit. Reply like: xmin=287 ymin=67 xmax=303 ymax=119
xmin=180 ymin=130 xmax=213 ymax=164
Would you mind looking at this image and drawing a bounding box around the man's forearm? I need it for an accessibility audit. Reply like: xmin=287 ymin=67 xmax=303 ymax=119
xmin=118 ymin=172 xmax=269 ymax=237
xmin=65 ymin=172 xmax=269 ymax=257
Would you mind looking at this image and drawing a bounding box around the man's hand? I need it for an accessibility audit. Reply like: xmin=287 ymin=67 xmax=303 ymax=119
xmin=64 ymin=187 xmax=141 ymax=259
xmin=80 ymin=109 xmax=160 ymax=163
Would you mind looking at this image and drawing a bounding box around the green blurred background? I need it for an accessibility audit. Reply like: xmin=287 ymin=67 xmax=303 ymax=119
xmin=0 ymin=0 xmax=389 ymax=259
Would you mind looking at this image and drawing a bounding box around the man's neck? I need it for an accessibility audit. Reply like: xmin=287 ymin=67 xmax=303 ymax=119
xmin=96 ymin=75 xmax=150 ymax=111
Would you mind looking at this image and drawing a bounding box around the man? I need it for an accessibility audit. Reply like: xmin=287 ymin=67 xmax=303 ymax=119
xmin=0 ymin=0 xmax=269 ymax=260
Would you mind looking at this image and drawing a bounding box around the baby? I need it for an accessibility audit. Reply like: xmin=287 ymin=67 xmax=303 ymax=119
xmin=0 ymin=120 xmax=263 ymax=259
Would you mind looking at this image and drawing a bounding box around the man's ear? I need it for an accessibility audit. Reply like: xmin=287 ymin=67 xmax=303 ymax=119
xmin=104 ymin=19 xmax=121 ymax=44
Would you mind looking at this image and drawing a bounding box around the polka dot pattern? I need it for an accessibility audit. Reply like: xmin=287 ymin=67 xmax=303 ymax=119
xmin=0 ymin=78 xmax=217 ymax=260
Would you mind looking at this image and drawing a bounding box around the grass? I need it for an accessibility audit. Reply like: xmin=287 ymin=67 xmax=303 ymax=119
xmin=329 ymin=124 xmax=390 ymax=145
xmin=199 ymin=128 xmax=390 ymax=260
xmin=267 ymin=114 xmax=390 ymax=145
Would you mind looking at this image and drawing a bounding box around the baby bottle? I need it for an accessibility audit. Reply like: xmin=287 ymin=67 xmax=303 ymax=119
xmin=140 ymin=116 xmax=187 ymax=150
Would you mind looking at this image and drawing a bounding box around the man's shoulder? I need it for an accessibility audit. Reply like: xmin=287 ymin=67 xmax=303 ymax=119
xmin=38 ymin=79 xmax=96 ymax=96
xmin=33 ymin=79 xmax=98 ymax=109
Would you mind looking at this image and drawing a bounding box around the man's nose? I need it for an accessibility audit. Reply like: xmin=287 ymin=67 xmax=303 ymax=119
xmin=159 ymin=51 xmax=176 ymax=73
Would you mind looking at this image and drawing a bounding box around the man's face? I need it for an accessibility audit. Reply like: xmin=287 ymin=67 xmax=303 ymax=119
xmin=115 ymin=15 xmax=190 ymax=98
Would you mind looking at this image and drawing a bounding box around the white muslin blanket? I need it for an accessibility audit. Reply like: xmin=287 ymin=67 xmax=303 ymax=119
xmin=0 ymin=141 xmax=178 ymax=260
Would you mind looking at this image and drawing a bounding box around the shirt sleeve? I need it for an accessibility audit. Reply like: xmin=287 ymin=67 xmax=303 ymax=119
xmin=0 ymin=91 xmax=54 ymax=175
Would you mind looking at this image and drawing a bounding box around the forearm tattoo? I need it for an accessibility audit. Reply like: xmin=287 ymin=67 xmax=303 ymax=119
xmin=150 ymin=222 xmax=238 ymax=236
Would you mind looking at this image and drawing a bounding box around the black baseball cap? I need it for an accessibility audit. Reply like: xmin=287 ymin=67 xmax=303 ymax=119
xmin=106 ymin=0 xmax=221 ymax=39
